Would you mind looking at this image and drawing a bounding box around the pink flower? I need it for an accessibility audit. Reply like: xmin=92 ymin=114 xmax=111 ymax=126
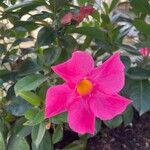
xmin=60 ymin=6 xmax=95 ymax=25
xmin=60 ymin=12 xmax=73 ymax=25
xmin=139 ymin=48 xmax=150 ymax=57
xmin=45 ymin=51 xmax=132 ymax=134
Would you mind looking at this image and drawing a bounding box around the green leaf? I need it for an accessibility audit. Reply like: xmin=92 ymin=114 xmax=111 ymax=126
xmin=52 ymin=125 xmax=63 ymax=144
xmin=12 ymin=118 xmax=32 ymax=138
xmin=91 ymin=10 xmax=100 ymax=22
xmin=123 ymin=106 xmax=133 ymax=126
xmin=127 ymin=79 xmax=150 ymax=115
xmin=14 ymin=21 xmax=39 ymax=32
xmin=50 ymin=0 xmax=66 ymax=12
xmin=81 ymin=36 xmax=92 ymax=50
xmin=41 ymin=47 xmax=62 ymax=66
xmin=32 ymin=131 xmax=53 ymax=150
xmin=14 ymin=74 xmax=48 ymax=95
xmin=0 ymin=44 xmax=5 ymax=54
xmin=103 ymin=2 xmax=109 ymax=14
xmin=101 ymin=14 xmax=110 ymax=25
xmin=7 ymin=136 xmax=30 ymax=150
xmin=127 ymin=67 xmax=150 ymax=80
xmin=28 ymin=12 xmax=51 ymax=21
xmin=18 ymin=59 xmax=42 ymax=76
xmin=0 ymin=131 xmax=5 ymax=150
xmin=51 ymin=112 xmax=67 ymax=124
xmin=120 ymin=56 xmax=131 ymax=72
xmin=32 ymin=122 xmax=46 ymax=149
xmin=5 ymin=0 xmax=45 ymax=12
xmin=36 ymin=27 xmax=55 ymax=47
xmin=133 ymin=19 xmax=150 ymax=36
xmin=0 ymin=79 xmax=4 ymax=86
xmin=109 ymin=0 xmax=119 ymax=12
xmin=6 ymin=97 xmax=32 ymax=116
xmin=130 ymin=0 xmax=150 ymax=15
xmin=67 ymin=27 xmax=106 ymax=41
xmin=19 ymin=91 xmax=42 ymax=106
xmin=64 ymin=140 xmax=85 ymax=150
xmin=104 ymin=115 xmax=123 ymax=129
xmin=61 ymin=35 xmax=77 ymax=54
xmin=95 ymin=119 xmax=101 ymax=135
xmin=24 ymin=108 xmax=44 ymax=126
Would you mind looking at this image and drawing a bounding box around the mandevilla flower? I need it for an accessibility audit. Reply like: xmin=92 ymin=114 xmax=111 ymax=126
xmin=139 ymin=48 xmax=150 ymax=57
xmin=45 ymin=51 xmax=132 ymax=134
xmin=60 ymin=6 xmax=95 ymax=25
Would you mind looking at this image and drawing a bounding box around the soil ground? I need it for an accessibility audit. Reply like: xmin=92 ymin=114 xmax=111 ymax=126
xmin=55 ymin=112 xmax=150 ymax=150
xmin=87 ymin=112 xmax=150 ymax=150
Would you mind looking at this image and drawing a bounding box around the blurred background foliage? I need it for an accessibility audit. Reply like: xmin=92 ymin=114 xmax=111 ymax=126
xmin=0 ymin=0 xmax=150 ymax=149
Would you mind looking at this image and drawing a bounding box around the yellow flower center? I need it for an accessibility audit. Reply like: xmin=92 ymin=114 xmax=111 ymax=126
xmin=76 ymin=79 xmax=93 ymax=96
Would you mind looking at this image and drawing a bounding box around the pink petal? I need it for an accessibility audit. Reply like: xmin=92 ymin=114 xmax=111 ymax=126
xmin=60 ymin=12 xmax=73 ymax=25
xmin=90 ymin=91 xmax=132 ymax=120
xmin=89 ymin=52 xmax=125 ymax=94
xmin=45 ymin=84 xmax=71 ymax=118
xmin=72 ymin=13 xmax=85 ymax=23
xmin=68 ymin=98 xmax=95 ymax=134
xmin=52 ymin=51 xmax=94 ymax=85
xmin=139 ymin=48 xmax=149 ymax=57
xmin=79 ymin=6 xmax=95 ymax=17
xmin=72 ymin=6 xmax=95 ymax=23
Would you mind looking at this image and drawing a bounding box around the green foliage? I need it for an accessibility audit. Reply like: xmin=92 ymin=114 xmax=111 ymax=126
xmin=104 ymin=116 xmax=123 ymax=129
xmin=0 ymin=0 xmax=150 ymax=149
xmin=0 ymin=131 xmax=5 ymax=150
xmin=126 ymin=79 xmax=150 ymax=115
xmin=14 ymin=74 xmax=48 ymax=95
xmin=31 ymin=122 xmax=46 ymax=149
xmin=52 ymin=125 xmax=63 ymax=144
xmin=7 ymin=137 xmax=30 ymax=150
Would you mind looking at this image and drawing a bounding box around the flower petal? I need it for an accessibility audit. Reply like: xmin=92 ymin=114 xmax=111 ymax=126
xmin=60 ymin=12 xmax=73 ymax=25
xmin=90 ymin=52 xmax=125 ymax=94
xmin=72 ymin=6 xmax=95 ymax=23
xmin=90 ymin=91 xmax=132 ymax=120
xmin=72 ymin=13 xmax=85 ymax=23
xmin=68 ymin=98 xmax=95 ymax=134
xmin=52 ymin=51 xmax=94 ymax=85
xmin=79 ymin=6 xmax=95 ymax=17
xmin=139 ymin=48 xmax=149 ymax=57
xmin=45 ymin=84 xmax=71 ymax=118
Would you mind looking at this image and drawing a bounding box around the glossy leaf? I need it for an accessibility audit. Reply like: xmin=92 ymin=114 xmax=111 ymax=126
xmin=0 ymin=132 xmax=5 ymax=150
xmin=51 ymin=112 xmax=67 ymax=124
xmin=123 ymin=106 xmax=134 ymax=126
xmin=68 ymin=27 xmax=106 ymax=41
xmin=52 ymin=125 xmax=63 ymax=144
xmin=32 ymin=122 xmax=46 ymax=149
xmin=19 ymin=91 xmax=42 ymax=106
xmin=32 ymin=131 xmax=53 ymax=150
xmin=109 ymin=0 xmax=119 ymax=12
xmin=12 ymin=118 xmax=32 ymax=138
xmin=18 ymin=59 xmax=42 ymax=76
xmin=104 ymin=115 xmax=123 ymax=129
xmin=133 ymin=19 xmax=150 ymax=36
xmin=36 ymin=27 xmax=55 ymax=47
xmin=39 ymin=47 xmax=62 ymax=66
xmin=5 ymin=0 xmax=45 ymax=12
xmin=14 ymin=74 xmax=48 ymax=95
xmin=24 ymin=109 xmax=44 ymax=126
xmin=127 ymin=67 xmax=150 ymax=80
xmin=6 ymin=97 xmax=32 ymax=116
xmin=64 ymin=140 xmax=85 ymax=150
xmin=128 ymin=80 xmax=150 ymax=115
xmin=130 ymin=0 xmax=150 ymax=14
xmin=7 ymin=136 xmax=30 ymax=150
